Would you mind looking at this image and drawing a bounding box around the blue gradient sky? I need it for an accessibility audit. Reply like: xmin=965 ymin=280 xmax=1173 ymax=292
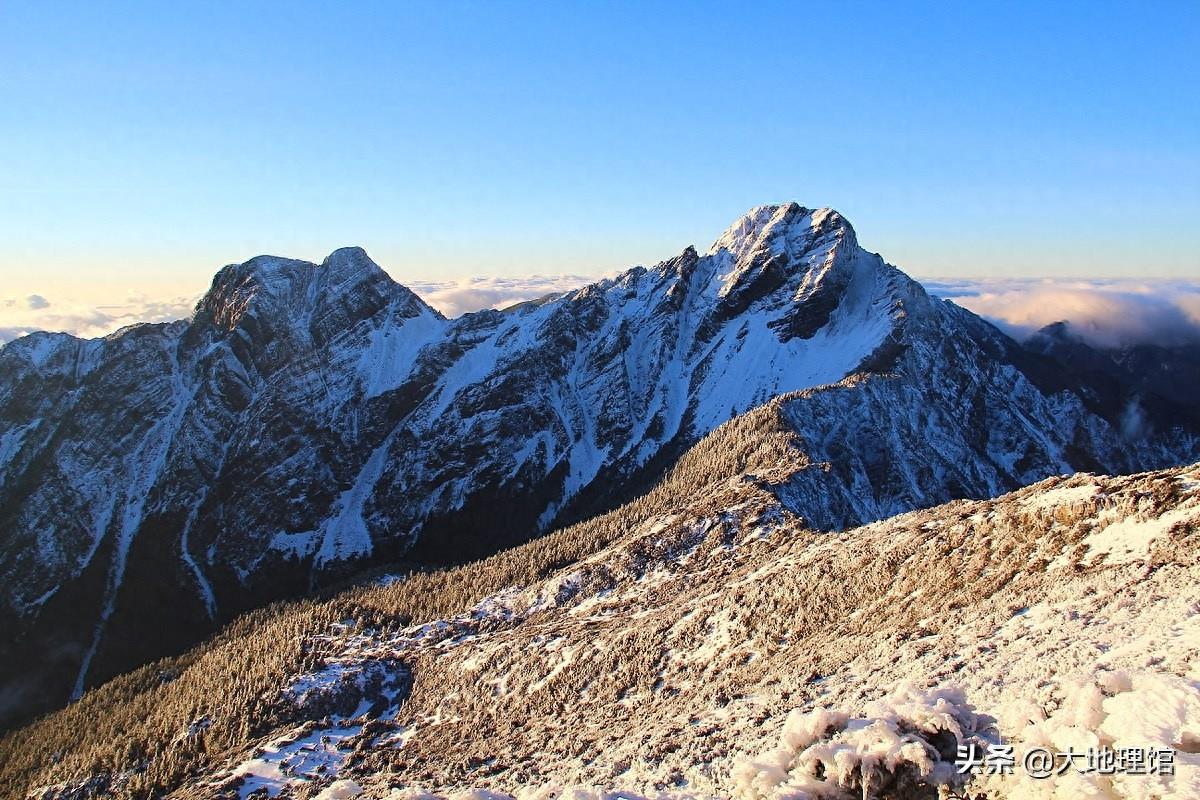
xmin=1 ymin=1 xmax=1197 ymax=302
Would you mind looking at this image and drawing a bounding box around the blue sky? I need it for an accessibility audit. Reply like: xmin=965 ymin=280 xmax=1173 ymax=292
xmin=1 ymin=0 xmax=1197 ymax=303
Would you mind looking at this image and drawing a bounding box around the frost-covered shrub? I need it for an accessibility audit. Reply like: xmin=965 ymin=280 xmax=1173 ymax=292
xmin=732 ymin=684 xmax=994 ymax=800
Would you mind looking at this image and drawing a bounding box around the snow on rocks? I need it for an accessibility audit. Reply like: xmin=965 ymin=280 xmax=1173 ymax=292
xmin=283 ymin=656 xmax=411 ymax=720
xmin=230 ymin=723 xmax=363 ymax=798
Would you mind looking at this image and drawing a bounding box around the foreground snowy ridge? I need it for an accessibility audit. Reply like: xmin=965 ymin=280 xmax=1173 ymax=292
xmin=152 ymin=461 xmax=1199 ymax=800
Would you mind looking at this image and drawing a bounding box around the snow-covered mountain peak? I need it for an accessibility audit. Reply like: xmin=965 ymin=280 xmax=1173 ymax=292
xmin=317 ymin=246 xmax=443 ymax=318
xmin=703 ymin=203 xmax=860 ymax=308
xmin=194 ymin=247 xmax=437 ymax=335
xmin=320 ymin=245 xmax=389 ymax=281
xmin=707 ymin=203 xmax=854 ymax=261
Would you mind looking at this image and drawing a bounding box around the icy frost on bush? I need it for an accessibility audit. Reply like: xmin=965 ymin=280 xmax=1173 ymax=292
xmin=732 ymin=684 xmax=993 ymax=799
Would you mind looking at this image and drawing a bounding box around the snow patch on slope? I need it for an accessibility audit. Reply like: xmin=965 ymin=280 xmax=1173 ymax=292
xmin=357 ymin=305 xmax=444 ymax=398
xmin=315 ymin=432 xmax=402 ymax=569
xmin=232 ymin=724 xmax=363 ymax=799
xmin=1082 ymin=504 xmax=1196 ymax=565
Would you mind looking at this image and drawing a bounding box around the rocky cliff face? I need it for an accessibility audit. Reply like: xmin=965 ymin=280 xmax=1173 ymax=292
xmin=0 ymin=203 xmax=1195 ymax=727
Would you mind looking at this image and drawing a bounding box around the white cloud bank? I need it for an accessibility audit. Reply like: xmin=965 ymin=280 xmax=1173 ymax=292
xmin=922 ymin=278 xmax=1200 ymax=349
xmin=0 ymin=293 xmax=201 ymax=346
xmin=406 ymin=274 xmax=597 ymax=318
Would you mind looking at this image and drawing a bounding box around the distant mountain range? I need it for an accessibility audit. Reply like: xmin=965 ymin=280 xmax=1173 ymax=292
xmin=1 ymin=203 xmax=1196 ymax=730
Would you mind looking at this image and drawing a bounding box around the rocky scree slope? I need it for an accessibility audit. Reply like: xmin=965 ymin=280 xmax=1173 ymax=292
xmin=0 ymin=204 xmax=1196 ymax=728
